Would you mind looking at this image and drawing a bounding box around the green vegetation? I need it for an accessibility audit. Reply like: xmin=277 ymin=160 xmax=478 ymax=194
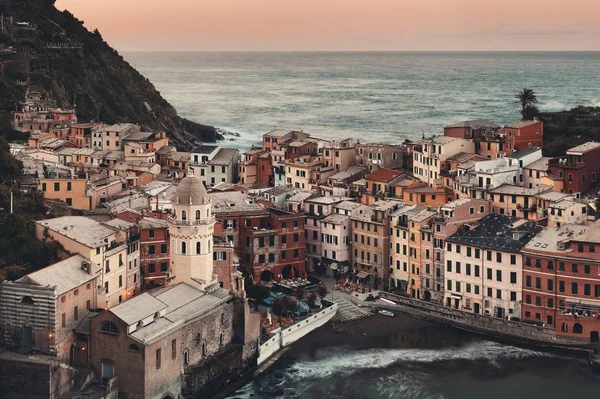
xmin=515 ymin=88 xmax=540 ymax=120
xmin=0 ymin=115 xmax=63 ymax=282
xmin=540 ymin=106 xmax=600 ymax=157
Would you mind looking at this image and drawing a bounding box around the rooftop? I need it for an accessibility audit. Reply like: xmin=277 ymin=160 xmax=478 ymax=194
xmin=444 ymin=120 xmax=500 ymax=129
xmin=124 ymin=131 xmax=154 ymax=141
xmin=506 ymin=120 xmax=541 ymax=129
xmin=447 ymin=214 xmax=542 ymax=252
xmin=305 ymin=196 xmax=352 ymax=205
xmin=535 ymin=191 xmax=573 ymax=202
xmin=523 ymin=224 xmax=588 ymax=253
xmin=264 ymin=184 xmax=296 ymax=197
xmin=446 ymin=152 xmax=480 ymax=163
xmin=264 ymin=129 xmax=298 ymax=138
xmin=567 ymin=142 xmax=600 ymax=154
xmin=441 ymin=198 xmax=478 ymax=210
xmin=111 ymin=293 xmax=168 ymax=326
xmin=103 ymin=218 xmax=136 ymax=231
xmin=489 ymin=184 xmax=552 ymax=196
xmin=191 ymin=145 xmax=219 ymax=154
xmin=507 ymin=147 xmax=541 ymax=159
xmin=365 ymin=168 xmax=403 ymax=182
xmin=524 ymin=156 xmax=550 ymax=171
xmin=550 ymin=199 xmax=580 ymax=210
xmin=210 ymin=191 xmax=267 ymax=216
xmin=327 ymin=166 xmax=366 ymax=181
xmin=321 ymin=213 xmax=350 ymax=225
xmin=168 ymin=152 xmax=192 ymax=162
xmin=138 ymin=217 xmax=168 ymax=229
xmin=124 ymin=284 xmax=231 ymax=345
xmin=286 ymin=191 xmax=315 ymax=203
xmin=37 ymin=216 xmax=117 ymax=248
xmin=16 ymin=254 xmax=101 ymax=296
xmin=208 ymin=147 xmax=238 ymax=165
xmin=334 ymin=200 xmax=361 ymax=211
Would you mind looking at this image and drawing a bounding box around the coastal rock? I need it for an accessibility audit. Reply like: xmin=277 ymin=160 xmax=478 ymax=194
xmin=0 ymin=0 xmax=223 ymax=150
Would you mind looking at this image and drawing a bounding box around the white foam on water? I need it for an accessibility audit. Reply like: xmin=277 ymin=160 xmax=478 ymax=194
xmin=285 ymin=341 xmax=553 ymax=381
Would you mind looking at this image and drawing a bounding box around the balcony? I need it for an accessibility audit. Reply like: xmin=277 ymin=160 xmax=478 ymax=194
xmin=168 ymin=216 xmax=215 ymax=226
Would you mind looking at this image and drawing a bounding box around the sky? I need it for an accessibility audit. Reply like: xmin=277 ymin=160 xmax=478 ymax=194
xmin=56 ymin=0 xmax=600 ymax=51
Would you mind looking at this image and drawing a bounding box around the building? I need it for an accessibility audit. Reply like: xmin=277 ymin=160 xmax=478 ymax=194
xmin=239 ymin=208 xmax=306 ymax=283
xmin=361 ymin=168 xmax=404 ymax=205
xmin=402 ymin=184 xmax=455 ymax=207
xmin=413 ymin=136 xmax=475 ymax=186
xmin=104 ymin=218 xmax=142 ymax=300
xmin=35 ymin=216 xmax=129 ymax=307
xmin=487 ymin=184 xmax=552 ymax=220
xmin=521 ymin=223 xmax=600 ymax=342
xmin=39 ymin=177 xmax=90 ymax=209
xmin=352 ymin=200 xmax=402 ymax=290
xmin=355 ymin=143 xmax=404 ymax=171
xmin=548 ymin=142 xmax=600 ymax=194
xmin=191 ymin=147 xmax=240 ymax=187
xmin=303 ymin=196 xmax=352 ymax=273
xmin=444 ymin=120 xmax=501 ymax=139
xmin=504 ymin=120 xmax=543 ymax=152
xmin=0 ymin=255 xmax=102 ymax=362
xmin=168 ymin=175 xmax=217 ymax=291
xmin=523 ymin=157 xmax=551 ymax=189
xmin=445 ymin=214 xmax=541 ymax=318
xmin=285 ymin=155 xmax=333 ymax=190
xmin=262 ymin=129 xmax=310 ymax=153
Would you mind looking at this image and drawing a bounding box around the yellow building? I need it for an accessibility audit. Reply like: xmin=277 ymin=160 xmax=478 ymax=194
xmin=36 ymin=216 xmax=131 ymax=307
xmin=285 ymin=155 xmax=334 ymax=190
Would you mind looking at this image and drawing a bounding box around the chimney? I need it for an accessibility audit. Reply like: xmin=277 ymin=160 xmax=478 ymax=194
xmin=81 ymin=260 xmax=91 ymax=274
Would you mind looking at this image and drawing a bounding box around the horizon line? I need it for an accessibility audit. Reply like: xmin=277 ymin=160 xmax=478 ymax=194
xmin=119 ymin=50 xmax=600 ymax=53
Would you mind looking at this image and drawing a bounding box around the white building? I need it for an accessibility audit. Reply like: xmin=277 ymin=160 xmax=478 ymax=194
xmin=413 ymin=136 xmax=475 ymax=186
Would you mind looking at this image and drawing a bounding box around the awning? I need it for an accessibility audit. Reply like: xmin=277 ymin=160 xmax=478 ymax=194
xmin=450 ymin=293 xmax=463 ymax=298
xmin=357 ymin=271 xmax=370 ymax=279
xmin=329 ymin=263 xmax=338 ymax=270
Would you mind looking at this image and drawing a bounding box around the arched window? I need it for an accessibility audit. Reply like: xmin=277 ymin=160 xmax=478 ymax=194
xmin=195 ymin=210 xmax=201 ymax=220
xmin=172 ymin=210 xmax=176 ymax=219
xmin=181 ymin=241 xmax=187 ymax=255
xmin=128 ymin=344 xmax=140 ymax=353
xmin=21 ymin=296 xmax=35 ymax=305
xmin=100 ymin=321 xmax=119 ymax=335
xmin=573 ymin=323 xmax=583 ymax=334
xmin=183 ymin=349 xmax=190 ymax=365
xmin=201 ymin=342 xmax=206 ymax=356
xmin=181 ymin=210 xmax=187 ymax=221
xmin=196 ymin=241 xmax=201 ymax=255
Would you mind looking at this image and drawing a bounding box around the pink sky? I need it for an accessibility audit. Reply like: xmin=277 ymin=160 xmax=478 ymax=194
xmin=56 ymin=0 xmax=600 ymax=51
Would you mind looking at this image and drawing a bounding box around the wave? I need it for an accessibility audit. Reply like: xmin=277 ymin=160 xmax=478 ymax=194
xmin=285 ymin=341 xmax=554 ymax=380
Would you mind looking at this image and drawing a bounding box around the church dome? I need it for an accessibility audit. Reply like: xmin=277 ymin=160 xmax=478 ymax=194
xmin=172 ymin=176 xmax=209 ymax=205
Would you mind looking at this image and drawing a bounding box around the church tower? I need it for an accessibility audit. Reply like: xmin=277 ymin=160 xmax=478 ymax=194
xmin=168 ymin=174 xmax=217 ymax=291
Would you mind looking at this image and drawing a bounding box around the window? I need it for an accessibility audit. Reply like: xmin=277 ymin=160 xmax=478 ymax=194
xmin=496 ymin=270 xmax=502 ymax=282
xmin=172 ymin=339 xmax=177 ymax=359
xmin=181 ymin=241 xmax=186 ymax=254
xmin=585 ymin=264 xmax=591 ymax=275
xmin=559 ymin=280 xmax=565 ymax=293
xmin=525 ymin=275 xmax=531 ymax=287
xmin=67 ymin=182 xmax=72 ymax=191
xmin=572 ymin=282 xmax=578 ymax=295
xmin=149 ymin=229 xmax=155 ymax=238
xmin=161 ymin=243 xmax=167 ymax=253
xmin=128 ymin=344 xmax=141 ymax=353
xmin=475 ymin=265 xmax=480 ymax=277
xmin=487 ymin=268 xmax=492 ymax=280
xmin=156 ymin=348 xmax=161 ymax=369
xmin=54 ymin=182 xmax=60 ymax=191
xmin=510 ymin=254 xmax=516 ymax=265
xmin=42 ymin=183 xmax=46 ymax=192
xmin=510 ymin=292 xmax=517 ymax=301
xmin=61 ymin=313 xmax=66 ymax=328
xmin=100 ymin=321 xmax=119 ymax=334
xmin=510 ymin=272 xmax=517 ymax=284
xmin=119 ymin=275 xmax=123 ymax=288
xmin=496 ymin=252 xmax=502 ymax=263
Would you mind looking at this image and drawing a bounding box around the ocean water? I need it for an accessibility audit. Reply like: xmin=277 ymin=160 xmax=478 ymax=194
xmin=226 ymin=324 xmax=600 ymax=399
xmin=123 ymin=52 xmax=600 ymax=151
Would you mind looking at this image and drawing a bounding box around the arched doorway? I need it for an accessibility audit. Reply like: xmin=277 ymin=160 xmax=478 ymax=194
xmin=281 ymin=265 xmax=295 ymax=279
xmin=424 ymin=290 xmax=432 ymax=302
xmin=573 ymin=323 xmax=583 ymax=334
xmin=260 ymin=270 xmax=273 ymax=282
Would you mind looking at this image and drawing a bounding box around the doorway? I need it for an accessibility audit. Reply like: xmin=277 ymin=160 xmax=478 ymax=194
xmin=474 ymin=303 xmax=480 ymax=314
xmin=591 ymin=331 xmax=599 ymax=343
xmin=22 ymin=326 xmax=33 ymax=347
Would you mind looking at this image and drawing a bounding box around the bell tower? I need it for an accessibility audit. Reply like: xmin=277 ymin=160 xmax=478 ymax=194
xmin=168 ymin=173 xmax=217 ymax=290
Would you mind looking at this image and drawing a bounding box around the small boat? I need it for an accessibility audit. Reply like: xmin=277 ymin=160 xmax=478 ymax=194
xmin=378 ymin=309 xmax=394 ymax=317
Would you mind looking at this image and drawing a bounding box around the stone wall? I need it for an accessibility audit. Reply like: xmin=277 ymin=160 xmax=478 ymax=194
xmin=0 ymin=354 xmax=75 ymax=399
xmin=379 ymin=292 xmax=592 ymax=348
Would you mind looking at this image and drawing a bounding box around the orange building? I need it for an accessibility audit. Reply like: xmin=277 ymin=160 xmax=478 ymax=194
xmin=402 ymin=183 xmax=456 ymax=207
xmin=361 ymin=168 xmax=404 ymax=205
xmin=39 ymin=178 xmax=90 ymax=209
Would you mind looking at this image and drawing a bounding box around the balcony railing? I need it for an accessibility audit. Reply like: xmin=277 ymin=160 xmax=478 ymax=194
xmin=168 ymin=216 xmax=215 ymax=226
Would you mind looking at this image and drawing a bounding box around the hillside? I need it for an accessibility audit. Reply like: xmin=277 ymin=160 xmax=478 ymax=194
xmin=0 ymin=0 xmax=222 ymax=149
xmin=540 ymin=106 xmax=600 ymax=156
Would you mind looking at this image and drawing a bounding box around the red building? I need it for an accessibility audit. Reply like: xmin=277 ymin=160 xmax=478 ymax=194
xmin=116 ymin=211 xmax=171 ymax=289
xmin=522 ymin=223 xmax=600 ymax=343
xmin=504 ymin=120 xmax=543 ymax=152
xmin=239 ymin=208 xmax=306 ymax=283
xmin=68 ymin=123 xmax=98 ymax=148
xmin=548 ymin=142 xmax=600 ymax=194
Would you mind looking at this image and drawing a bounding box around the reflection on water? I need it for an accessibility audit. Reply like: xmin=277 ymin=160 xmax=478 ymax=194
xmin=227 ymin=321 xmax=600 ymax=399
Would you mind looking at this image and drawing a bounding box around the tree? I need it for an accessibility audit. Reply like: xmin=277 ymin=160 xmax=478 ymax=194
xmin=522 ymin=104 xmax=540 ymax=121
xmin=296 ymin=286 xmax=305 ymax=300
xmin=516 ymin=88 xmax=539 ymax=120
xmin=273 ymin=296 xmax=297 ymax=317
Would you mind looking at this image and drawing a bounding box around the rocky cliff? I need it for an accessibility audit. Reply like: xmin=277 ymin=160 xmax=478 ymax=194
xmin=540 ymin=106 xmax=600 ymax=156
xmin=0 ymin=0 xmax=222 ymax=149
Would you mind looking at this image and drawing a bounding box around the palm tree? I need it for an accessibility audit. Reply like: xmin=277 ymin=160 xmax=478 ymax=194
xmin=515 ymin=88 xmax=539 ymax=120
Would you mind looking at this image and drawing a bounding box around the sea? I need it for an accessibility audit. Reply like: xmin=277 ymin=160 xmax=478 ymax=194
xmin=123 ymin=52 xmax=600 ymax=151
xmin=123 ymin=52 xmax=600 ymax=398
